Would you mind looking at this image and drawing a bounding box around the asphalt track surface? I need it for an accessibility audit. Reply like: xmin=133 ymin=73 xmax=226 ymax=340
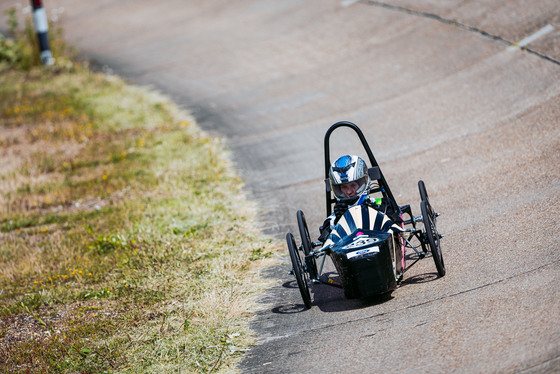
xmin=2 ymin=1 xmax=559 ymax=373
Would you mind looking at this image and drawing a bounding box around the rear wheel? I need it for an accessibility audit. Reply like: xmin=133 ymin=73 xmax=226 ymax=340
xmin=420 ymin=200 xmax=446 ymax=277
xmin=297 ymin=210 xmax=318 ymax=280
xmin=286 ymin=232 xmax=312 ymax=309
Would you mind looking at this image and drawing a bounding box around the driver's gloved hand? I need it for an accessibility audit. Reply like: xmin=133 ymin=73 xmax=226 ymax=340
xmin=318 ymin=218 xmax=331 ymax=242
xmin=334 ymin=201 xmax=348 ymax=219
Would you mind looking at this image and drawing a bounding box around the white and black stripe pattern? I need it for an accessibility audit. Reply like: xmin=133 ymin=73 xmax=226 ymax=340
xmin=322 ymin=205 xmax=402 ymax=249
xmin=30 ymin=0 xmax=54 ymax=65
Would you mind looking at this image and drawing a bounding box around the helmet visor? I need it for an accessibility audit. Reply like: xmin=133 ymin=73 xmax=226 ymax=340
xmin=331 ymin=175 xmax=369 ymax=202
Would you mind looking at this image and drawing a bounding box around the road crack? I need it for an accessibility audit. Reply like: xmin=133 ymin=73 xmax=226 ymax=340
xmin=362 ymin=0 xmax=560 ymax=66
xmin=284 ymin=259 xmax=559 ymax=338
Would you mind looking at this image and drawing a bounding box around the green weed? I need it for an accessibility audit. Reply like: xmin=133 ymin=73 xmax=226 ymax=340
xmin=0 ymin=17 xmax=279 ymax=372
xmin=1 ymin=6 xmax=75 ymax=70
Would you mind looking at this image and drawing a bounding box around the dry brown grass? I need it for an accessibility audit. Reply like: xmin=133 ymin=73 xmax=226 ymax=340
xmin=0 ymin=65 xmax=280 ymax=373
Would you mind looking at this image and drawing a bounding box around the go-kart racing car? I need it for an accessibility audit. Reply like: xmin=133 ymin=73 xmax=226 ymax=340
xmin=286 ymin=121 xmax=446 ymax=309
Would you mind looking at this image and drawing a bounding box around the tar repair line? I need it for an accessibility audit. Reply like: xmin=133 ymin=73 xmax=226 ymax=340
xmin=363 ymin=0 xmax=560 ymax=66
xmin=269 ymin=259 xmax=560 ymax=341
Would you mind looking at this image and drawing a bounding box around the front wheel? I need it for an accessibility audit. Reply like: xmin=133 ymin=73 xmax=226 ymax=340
xmin=417 ymin=180 xmax=430 ymax=253
xmin=420 ymin=200 xmax=445 ymax=277
xmin=286 ymin=233 xmax=312 ymax=309
xmin=418 ymin=180 xmax=429 ymax=205
xmin=297 ymin=210 xmax=318 ymax=280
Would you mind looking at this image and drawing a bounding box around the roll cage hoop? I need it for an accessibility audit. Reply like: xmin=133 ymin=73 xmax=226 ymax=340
xmin=324 ymin=121 xmax=401 ymax=219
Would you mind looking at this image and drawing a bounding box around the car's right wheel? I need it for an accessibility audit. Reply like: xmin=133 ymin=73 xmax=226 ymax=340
xmin=297 ymin=210 xmax=318 ymax=280
xmin=286 ymin=232 xmax=312 ymax=309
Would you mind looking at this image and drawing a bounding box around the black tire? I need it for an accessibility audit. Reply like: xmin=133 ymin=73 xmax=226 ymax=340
xmin=286 ymin=232 xmax=312 ymax=309
xmin=418 ymin=180 xmax=428 ymax=205
xmin=417 ymin=180 xmax=429 ymax=253
xmin=420 ymin=200 xmax=446 ymax=277
xmin=297 ymin=210 xmax=318 ymax=280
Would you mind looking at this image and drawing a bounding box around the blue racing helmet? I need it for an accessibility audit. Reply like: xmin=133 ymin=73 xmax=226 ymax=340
xmin=329 ymin=155 xmax=370 ymax=206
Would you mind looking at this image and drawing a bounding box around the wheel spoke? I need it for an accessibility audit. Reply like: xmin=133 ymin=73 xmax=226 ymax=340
xmin=421 ymin=199 xmax=446 ymax=277
xmin=297 ymin=210 xmax=318 ymax=280
xmin=286 ymin=233 xmax=312 ymax=309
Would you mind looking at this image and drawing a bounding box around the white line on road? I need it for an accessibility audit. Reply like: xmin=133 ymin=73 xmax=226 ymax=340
xmin=509 ymin=24 xmax=554 ymax=50
xmin=341 ymin=0 xmax=361 ymax=7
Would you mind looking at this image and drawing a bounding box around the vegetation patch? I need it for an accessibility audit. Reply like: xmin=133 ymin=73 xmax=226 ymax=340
xmin=0 ymin=8 xmax=278 ymax=373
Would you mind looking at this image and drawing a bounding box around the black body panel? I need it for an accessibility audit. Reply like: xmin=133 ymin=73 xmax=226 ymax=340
xmin=330 ymin=230 xmax=397 ymax=298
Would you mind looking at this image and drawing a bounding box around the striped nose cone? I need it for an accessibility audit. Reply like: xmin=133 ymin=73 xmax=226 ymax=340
xmin=327 ymin=205 xmax=403 ymax=246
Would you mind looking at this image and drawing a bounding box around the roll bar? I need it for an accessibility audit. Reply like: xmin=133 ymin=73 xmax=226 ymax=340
xmin=324 ymin=121 xmax=400 ymax=217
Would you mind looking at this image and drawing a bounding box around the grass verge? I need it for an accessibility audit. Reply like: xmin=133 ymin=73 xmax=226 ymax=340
xmin=0 ymin=11 xmax=279 ymax=374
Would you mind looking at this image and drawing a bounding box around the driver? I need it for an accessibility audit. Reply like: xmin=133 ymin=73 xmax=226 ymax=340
xmin=318 ymin=154 xmax=377 ymax=242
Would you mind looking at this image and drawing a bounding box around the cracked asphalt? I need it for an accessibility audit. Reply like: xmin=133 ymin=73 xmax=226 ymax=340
xmin=2 ymin=0 xmax=558 ymax=372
